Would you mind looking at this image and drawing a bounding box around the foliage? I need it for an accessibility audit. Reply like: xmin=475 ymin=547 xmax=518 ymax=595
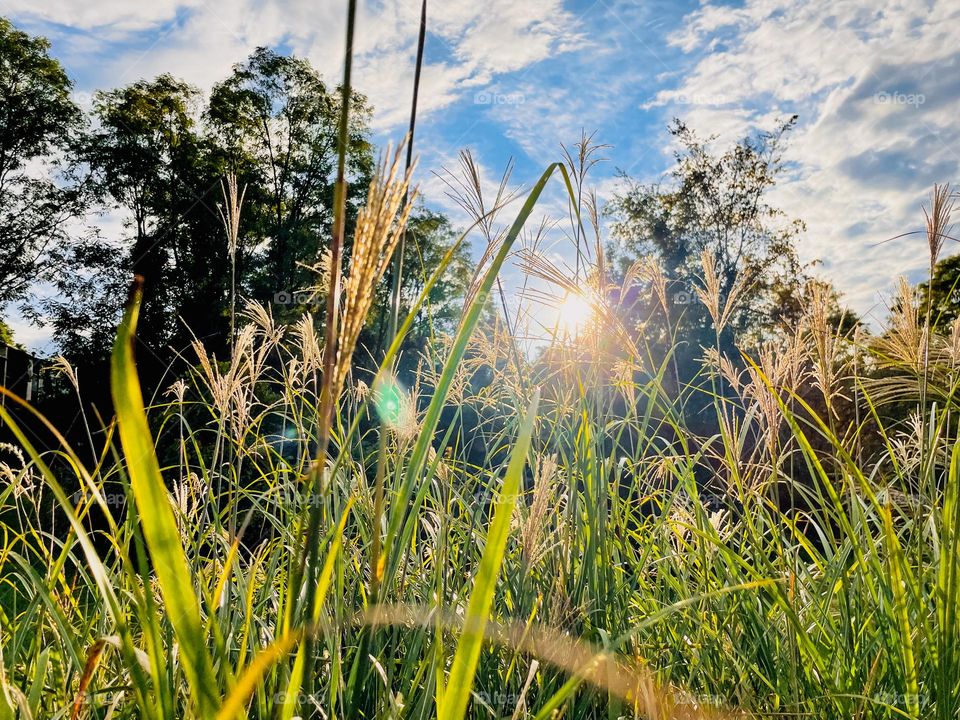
xmin=918 ymin=252 xmax=960 ymax=331
xmin=0 ymin=17 xmax=85 ymax=309
xmin=85 ymin=74 xmax=213 ymax=363
xmin=608 ymin=117 xmax=808 ymax=351
xmin=207 ymin=46 xmax=374 ymax=312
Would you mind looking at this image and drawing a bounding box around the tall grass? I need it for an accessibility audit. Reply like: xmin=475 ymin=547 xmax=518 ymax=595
xmin=0 ymin=2 xmax=958 ymax=712
xmin=1 ymin=147 xmax=959 ymax=718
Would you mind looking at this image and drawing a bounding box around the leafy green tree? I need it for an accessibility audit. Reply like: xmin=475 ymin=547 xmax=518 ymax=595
xmin=0 ymin=17 xmax=85 ymax=308
xmin=207 ymin=47 xmax=374 ymax=310
xmin=86 ymin=75 xmax=229 ymax=366
xmin=918 ymin=253 xmax=960 ymax=331
xmin=32 ymin=43 xmax=468 ymax=400
xmin=25 ymin=233 xmax=128 ymax=366
xmin=0 ymin=319 xmax=14 ymax=346
xmin=609 ymin=117 xmax=807 ymax=348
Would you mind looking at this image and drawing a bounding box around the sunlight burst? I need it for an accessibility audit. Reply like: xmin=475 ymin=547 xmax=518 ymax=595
xmin=555 ymin=291 xmax=595 ymax=338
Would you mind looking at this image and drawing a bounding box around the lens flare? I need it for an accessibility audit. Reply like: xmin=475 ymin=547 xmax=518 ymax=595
xmin=555 ymin=291 xmax=594 ymax=338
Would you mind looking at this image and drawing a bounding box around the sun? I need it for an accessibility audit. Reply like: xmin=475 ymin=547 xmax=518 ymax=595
xmin=555 ymin=291 xmax=595 ymax=338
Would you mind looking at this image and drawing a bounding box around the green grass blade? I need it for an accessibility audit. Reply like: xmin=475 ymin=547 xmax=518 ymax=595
xmin=110 ymin=279 xmax=221 ymax=717
xmin=380 ymin=162 xmax=563 ymax=593
xmin=439 ymin=389 xmax=539 ymax=720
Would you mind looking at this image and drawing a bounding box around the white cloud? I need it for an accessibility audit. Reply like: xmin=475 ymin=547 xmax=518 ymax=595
xmin=7 ymin=0 xmax=582 ymax=132
xmin=650 ymin=0 xmax=960 ymax=322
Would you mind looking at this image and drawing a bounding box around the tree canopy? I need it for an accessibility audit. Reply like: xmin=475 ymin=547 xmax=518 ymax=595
xmin=0 ymin=17 xmax=85 ymax=306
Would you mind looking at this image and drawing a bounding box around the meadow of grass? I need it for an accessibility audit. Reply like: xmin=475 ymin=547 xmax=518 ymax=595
xmin=2 ymin=3 xmax=960 ymax=716
xmin=0 ymin=138 xmax=959 ymax=719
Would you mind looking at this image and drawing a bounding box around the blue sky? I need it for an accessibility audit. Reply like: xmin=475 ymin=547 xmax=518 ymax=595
xmin=4 ymin=0 xmax=960 ymax=349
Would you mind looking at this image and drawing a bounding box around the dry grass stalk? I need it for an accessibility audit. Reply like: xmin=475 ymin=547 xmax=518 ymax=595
xmin=923 ymin=183 xmax=954 ymax=272
xmin=696 ymin=249 xmax=749 ymax=333
xmin=803 ymin=281 xmax=844 ymax=413
xmin=877 ymin=278 xmax=925 ymax=374
xmin=743 ymin=339 xmax=804 ymax=461
xmin=521 ymin=453 xmax=560 ymax=568
xmin=333 ymin=142 xmax=418 ymax=398
xmin=437 ymin=150 xmax=519 ymax=320
xmin=217 ymin=173 xmax=246 ymax=259
xmin=218 ymin=172 xmax=247 ymax=344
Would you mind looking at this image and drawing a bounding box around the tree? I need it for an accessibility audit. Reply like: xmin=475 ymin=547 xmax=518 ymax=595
xmin=86 ymin=75 xmax=228 ymax=367
xmin=207 ymin=47 xmax=374 ymax=311
xmin=360 ymin=207 xmax=474 ymax=374
xmin=918 ymin=253 xmax=960 ymax=331
xmin=0 ymin=18 xmax=85 ymax=308
xmin=608 ymin=117 xmax=807 ymax=350
xmin=0 ymin=319 xmax=14 ymax=346
xmin=25 ymin=232 xmax=128 ymax=366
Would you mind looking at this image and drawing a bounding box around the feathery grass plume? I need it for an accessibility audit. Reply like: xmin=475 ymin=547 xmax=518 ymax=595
xmin=923 ymin=183 xmax=954 ymax=274
xmin=704 ymin=346 xmax=742 ymax=395
xmin=188 ymin=311 xmax=285 ymax=447
xmin=889 ymin=409 xmax=933 ymax=479
xmin=612 ymin=358 xmax=640 ymax=405
xmin=521 ymin=453 xmax=560 ymax=568
xmin=218 ymin=172 xmax=246 ymax=345
xmin=170 ymin=471 xmax=209 ymax=541
xmin=0 ymin=442 xmax=35 ymax=502
xmin=947 ymin=316 xmax=960 ymax=369
xmin=743 ymin=338 xmax=805 ymax=462
xmin=920 ymin=184 xmax=955 ymax=412
xmin=165 ymin=378 xmax=187 ymax=404
xmin=217 ymin=173 xmax=246 ymax=260
xmin=241 ymin=299 xmax=283 ymax=345
xmin=296 ymin=248 xmax=332 ymax=307
xmin=292 ymin=312 xmax=323 ymax=376
xmin=695 ymin=248 xmax=749 ymax=334
xmin=49 ymin=354 xmax=80 ymax=393
xmin=636 ymin=256 xmax=670 ymax=317
xmin=586 ymin=189 xmax=604 ymax=287
xmin=333 ymin=142 xmax=417 ymax=399
xmin=440 ymin=149 xmax=517 ymax=246
xmin=373 ymin=372 xmax=420 ymax=442
xmin=438 ymin=150 xmax=519 ymax=321
xmin=802 ymin=280 xmax=845 ymax=414
xmin=875 ymin=277 xmax=925 ymax=375
xmin=560 ymin=131 xmax=609 ymax=275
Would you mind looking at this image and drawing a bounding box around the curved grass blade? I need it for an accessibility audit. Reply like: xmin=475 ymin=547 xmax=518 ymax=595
xmin=380 ymin=162 xmax=566 ymax=594
xmin=110 ymin=277 xmax=221 ymax=717
xmin=439 ymin=389 xmax=539 ymax=720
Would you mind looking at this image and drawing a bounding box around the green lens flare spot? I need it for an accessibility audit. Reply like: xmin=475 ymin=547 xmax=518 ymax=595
xmin=375 ymin=376 xmax=405 ymax=426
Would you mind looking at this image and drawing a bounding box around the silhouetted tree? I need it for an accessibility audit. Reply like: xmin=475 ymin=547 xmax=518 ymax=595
xmin=0 ymin=18 xmax=85 ymax=317
xmin=918 ymin=253 xmax=960 ymax=331
xmin=608 ymin=118 xmax=808 ymax=364
xmin=207 ymin=47 xmax=374 ymax=314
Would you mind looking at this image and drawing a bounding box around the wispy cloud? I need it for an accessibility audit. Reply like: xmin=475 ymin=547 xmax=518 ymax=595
xmin=5 ymin=0 xmax=960 ymax=346
xmin=644 ymin=0 xmax=960 ymax=321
